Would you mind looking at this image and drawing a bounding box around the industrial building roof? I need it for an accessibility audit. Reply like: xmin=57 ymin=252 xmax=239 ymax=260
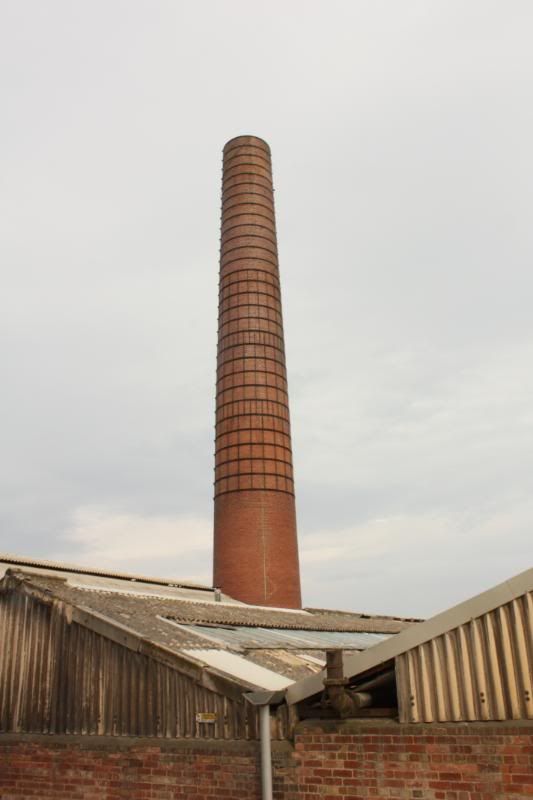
xmin=0 ymin=552 xmax=210 ymax=590
xmin=287 ymin=566 xmax=533 ymax=723
xmin=0 ymin=554 xmax=417 ymax=691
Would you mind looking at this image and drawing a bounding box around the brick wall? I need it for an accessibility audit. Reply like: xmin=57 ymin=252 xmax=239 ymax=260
xmin=1 ymin=721 xmax=532 ymax=799
xmin=0 ymin=735 xmax=264 ymax=800
xmin=289 ymin=720 xmax=533 ymax=800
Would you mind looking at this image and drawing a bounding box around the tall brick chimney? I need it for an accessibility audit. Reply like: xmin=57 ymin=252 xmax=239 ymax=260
xmin=213 ymin=135 xmax=302 ymax=609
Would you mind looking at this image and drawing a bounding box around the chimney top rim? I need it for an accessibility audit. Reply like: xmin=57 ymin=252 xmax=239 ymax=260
xmin=224 ymin=135 xmax=271 ymax=153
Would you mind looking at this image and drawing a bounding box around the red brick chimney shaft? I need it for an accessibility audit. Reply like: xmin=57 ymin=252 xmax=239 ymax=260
xmin=213 ymin=135 xmax=302 ymax=608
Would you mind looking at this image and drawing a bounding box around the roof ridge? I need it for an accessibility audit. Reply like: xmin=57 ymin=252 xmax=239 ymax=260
xmin=0 ymin=553 xmax=212 ymax=591
xmin=304 ymin=606 xmax=423 ymax=623
xmin=5 ymin=571 xmax=411 ymax=634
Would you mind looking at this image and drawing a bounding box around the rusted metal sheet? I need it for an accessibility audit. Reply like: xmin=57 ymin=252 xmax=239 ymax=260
xmin=396 ymin=591 xmax=533 ymax=722
xmin=0 ymin=584 xmax=268 ymax=739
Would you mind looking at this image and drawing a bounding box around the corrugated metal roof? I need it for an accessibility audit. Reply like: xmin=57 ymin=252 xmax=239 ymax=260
xmin=287 ymin=566 xmax=533 ymax=724
xmin=0 ymin=553 xmax=212 ymax=591
xmin=184 ymin=624 xmax=388 ymax=651
xmin=396 ymin=589 xmax=533 ymax=722
xmin=1 ymin=566 xmax=411 ymax=685
xmin=6 ymin=568 xmax=411 ymax=634
xmin=0 ymin=558 xmax=415 ymax=738
xmin=0 ymin=581 xmax=265 ymax=739
xmin=159 ymin=606 xmax=408 ymax=634
xmin=182 ymin=649 xmax=294 ymax=691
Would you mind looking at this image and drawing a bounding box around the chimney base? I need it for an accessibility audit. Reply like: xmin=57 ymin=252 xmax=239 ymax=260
xmin=214 ymin=490 xmax=301 ymax=609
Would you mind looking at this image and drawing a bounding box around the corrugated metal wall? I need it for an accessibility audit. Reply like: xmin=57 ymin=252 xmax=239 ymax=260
xmin=396 ymin=591 xmax=533 ymax=722
xmin=0 ymin=585 xmax=278 ymax=739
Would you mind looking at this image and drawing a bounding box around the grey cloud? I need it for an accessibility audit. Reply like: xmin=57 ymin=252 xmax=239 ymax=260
xmin=1 ymin=0 xmax=532 ymax=615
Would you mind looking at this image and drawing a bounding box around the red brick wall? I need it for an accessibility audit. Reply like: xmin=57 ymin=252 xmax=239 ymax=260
xmin=0 ymin=736 xmax=263 ymax=800
xmin=1 ymin=722 xmax=532 ymax=799
xmin=289 ymin=720 xmax=533 ymax=799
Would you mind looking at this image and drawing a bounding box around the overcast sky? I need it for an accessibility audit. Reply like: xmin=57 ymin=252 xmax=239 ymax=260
xmin=1 ymin=1 xmax=532 ymax=617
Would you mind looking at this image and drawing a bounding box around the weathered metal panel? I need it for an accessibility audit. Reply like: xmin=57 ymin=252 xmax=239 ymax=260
xmin=182 ymin=648 xmax=294 ymax=690
xmin=397 ymin=591 xmax=533 ymax=722
xmin=0 ymin=585 xmax=261 ymax=739
xmin=186 ymin=624 xmax=387 ymax=651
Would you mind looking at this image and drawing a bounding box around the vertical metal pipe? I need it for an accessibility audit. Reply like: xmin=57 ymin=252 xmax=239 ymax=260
xmin=259 ymin=704 xmax=273 ymax=800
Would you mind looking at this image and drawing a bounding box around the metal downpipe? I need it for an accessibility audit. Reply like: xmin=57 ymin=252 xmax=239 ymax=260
xmin=244 ymin=690 xmax=285 ymax=800
xmin=259 ymin=704 xmax=273 ymax=800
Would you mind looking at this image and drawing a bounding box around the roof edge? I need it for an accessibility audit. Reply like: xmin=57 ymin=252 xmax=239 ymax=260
xmin=0 ymin=553 xmax=212 ymax=592
xmin=287 ymin=566 xmax=533 ymax=705
xmin=304 ymin=607 xmax=423 ymax=624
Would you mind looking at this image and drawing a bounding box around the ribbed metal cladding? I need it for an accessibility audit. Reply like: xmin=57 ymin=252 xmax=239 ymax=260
xmin=0 ymin=584 xmax=275 ymax=739
xmin=213 ymin=135 xmax=301 ymax=609
xmin=396 ymin=591 xmax=533 ymax=722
